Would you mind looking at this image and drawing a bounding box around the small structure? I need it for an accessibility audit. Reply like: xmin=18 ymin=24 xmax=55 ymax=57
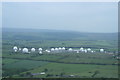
xmin=69 ymin=75 xmax=75 ymax=77
xmin=19 ymin=48 xmax=21 ymax=51
xmin=51 ymin=48 xmax=55 ymax=51
xmin=58 ymin=47 xmax=62 ymax=50
xmin=68 ymin=48 xmax=73 ymax=51
xmin=87 ymin=48 xmax=91 ymax=52
xmin=14 ymin=50 xmax=17 ymax=52
xmin=55 ymin=48 xmax=59 ymax=51
xmin=80 ymin=47 xmax=84 ymax=51
xmin=31 ymin=48 xmax=36 ymax=52
xmin=40 ymin=72 xmax=45 ymax=75
xmin=84 ymin=49 xmax=87 ymax=53
xmin=45 ymin=50 xmax=50 ymax=53
xmin=81 ymin=49 xmax=84 ymax=52
xmin=100 ymin=49 xmax=104 ymax=53
xmin=13 ymin=46 xmax=18 ymax=52
xmin=62 ymin=47 xmax=65 ymax=50
xmin=38 ymin=48 xmax=42 ymax=51
xmin=91 ymin=51 xmax=94 ymax=53
xmin=39 ymin=51 xmax=42 ymax=54
xmin=31 ymin=72 xmax=45 ymax=76
xmin=76 ymin=50 xmax=79 ymax=53
xmin=22 ymin=48 xmax=29 ymax=53
xmin=47 ymin=50 xmax=50 ymax=53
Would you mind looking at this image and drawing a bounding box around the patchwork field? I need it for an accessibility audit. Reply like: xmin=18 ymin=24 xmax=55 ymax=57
xmin=2 ymin=28 xmax=119 ymax=78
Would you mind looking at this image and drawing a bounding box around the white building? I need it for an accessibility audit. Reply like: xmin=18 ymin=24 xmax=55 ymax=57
xmin=19 ymin=48 xmax=21 ymax=51
xmin=13 ymin=46 xmax=18 ymax=52
xmin=100 ymin=49 xmax=104 ymax=52
xmin=58 ymin=47 xmax=62 ymax=50
xmin=40 ymin=72 xmax=45 ymax=75
xmin=38 ymin=48 xmax=42 ymax=51
xmin=45 ymin=50 xmax=50 ymax=53
xmin=80 ymin=47 xmax=84 ymax=51
xmin=39 ymin=51 xmax=43 ymax=54
xmin=76 ymin=50 xmax=79 ymax=53
xmin=91 ymin=51 xmax=94 ymax=53
xmin=22 ymin=48 xmax=29 ymax=53
xmin=31 ymin=48 xmax=36 ymax=52
xmin=51 ymin=48 xmax=55 ymax=51
xmin=62 ymin=47 xmax=65 ymax=50
xmin=55 ymin=48 xmax=59 ymax=51
xmin=87 ymin=48 xmax=91 ymax=52
xmin=84 ymin=49 xmax=87 ymax=53
xmin=68 ymin=48 xmax=73 ymax=51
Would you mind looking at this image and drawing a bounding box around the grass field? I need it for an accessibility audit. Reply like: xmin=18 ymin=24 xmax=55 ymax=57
xmin=2 ymin=58 xmax=118 ymax=78
xmin=2 ymin=28 xmax=119 ymax=78
xmin=24 ymin=63 xmax=118 ymax=78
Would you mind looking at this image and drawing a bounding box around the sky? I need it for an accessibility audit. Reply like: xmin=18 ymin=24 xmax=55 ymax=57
xmin=1 ymin=0 xmax=119 ymax=2
xmin=2 ymin=2 xmax=118 ymax=33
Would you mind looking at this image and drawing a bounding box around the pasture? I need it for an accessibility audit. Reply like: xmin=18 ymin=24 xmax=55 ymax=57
xmin=2 ymin=28 xmax=119 ymax=78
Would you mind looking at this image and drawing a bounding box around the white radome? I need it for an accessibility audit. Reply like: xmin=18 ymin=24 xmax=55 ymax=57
xmin=45 ymin=50 xmax=50 ymax=53
xmin=14 ymin=49 xmax=17 ymax=52
xmin=51 ymin=48 xmax=55 ymax=51
xmin=100 ymin=49 xmax=104 ymax=52
xmin=31 ymin=48 xmax=36 ymax=52
xmin=76 ymin=51 xmax=79 ymax=53
xmin=38 ymin=48 xmax=42 ymax=51
xmin=39 ymin=51 xmax=42 ymax=54
xmin=81 ymin=49 xmax=84 ymax=52
xmin=47 ymin=50 xmax=50 ymax=53
xmin=45 ymin=49 xmax=48 ymax=52
xmin=58 ymin=47 xmax=62 ymax=50
xmin=55 ymin=48 xmax=59 ymax=51
xmin=22 ymin=48 xmax=29 ymax=53
xmin=80 ymin=47 xmax=84 ymax=51
xmin=91 ymin=51 xmax=94 ymax=53
xmin=84 ymin=49 xmax=87 ymax=53
xmin=13 ymin=46 xmax=18 ymax=50
xmin=19 ymin=48 xmax=21 ymax=51
xmin=87 ymin=48 xmax=91 ymax=51
xmin=62 ymin=47 xmax=65 ymax=50
xmin=68 ymin=48 xmax=72 ymax=51
xmin=13 ymin=46 xmax=18 ymax=52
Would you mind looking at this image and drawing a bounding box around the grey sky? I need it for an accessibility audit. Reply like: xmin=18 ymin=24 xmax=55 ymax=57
xmin=2 ymin=2 xmax=118 ymax=33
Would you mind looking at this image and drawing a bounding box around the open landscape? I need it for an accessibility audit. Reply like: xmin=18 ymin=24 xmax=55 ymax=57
xmin=2 ymin=2 xmax=118 ymax=79
xmin=2 ymin=28 xmax=119 ymax=78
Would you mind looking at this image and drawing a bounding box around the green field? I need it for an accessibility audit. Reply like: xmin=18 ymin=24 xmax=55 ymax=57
xmin=2 ymin=28 xmax=119 ymax=78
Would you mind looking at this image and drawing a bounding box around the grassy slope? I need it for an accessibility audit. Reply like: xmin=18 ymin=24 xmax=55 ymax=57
xmin=17 ymin=63 xmax=118 ymax=78
xmin=2 ymin=28 xmax=118 ymax=78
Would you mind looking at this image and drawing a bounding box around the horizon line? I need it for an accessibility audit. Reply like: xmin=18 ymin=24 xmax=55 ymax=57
xmin=2 ymin=27 xmax=118 ymax=33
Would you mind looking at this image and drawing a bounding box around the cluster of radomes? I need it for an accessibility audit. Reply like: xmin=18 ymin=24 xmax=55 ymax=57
xmin=13 ymin=46 xmax=105 ymax=54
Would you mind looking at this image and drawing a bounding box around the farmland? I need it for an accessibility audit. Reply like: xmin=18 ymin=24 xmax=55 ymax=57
xmin=2 ymin=28 xmax=119 ymax=78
